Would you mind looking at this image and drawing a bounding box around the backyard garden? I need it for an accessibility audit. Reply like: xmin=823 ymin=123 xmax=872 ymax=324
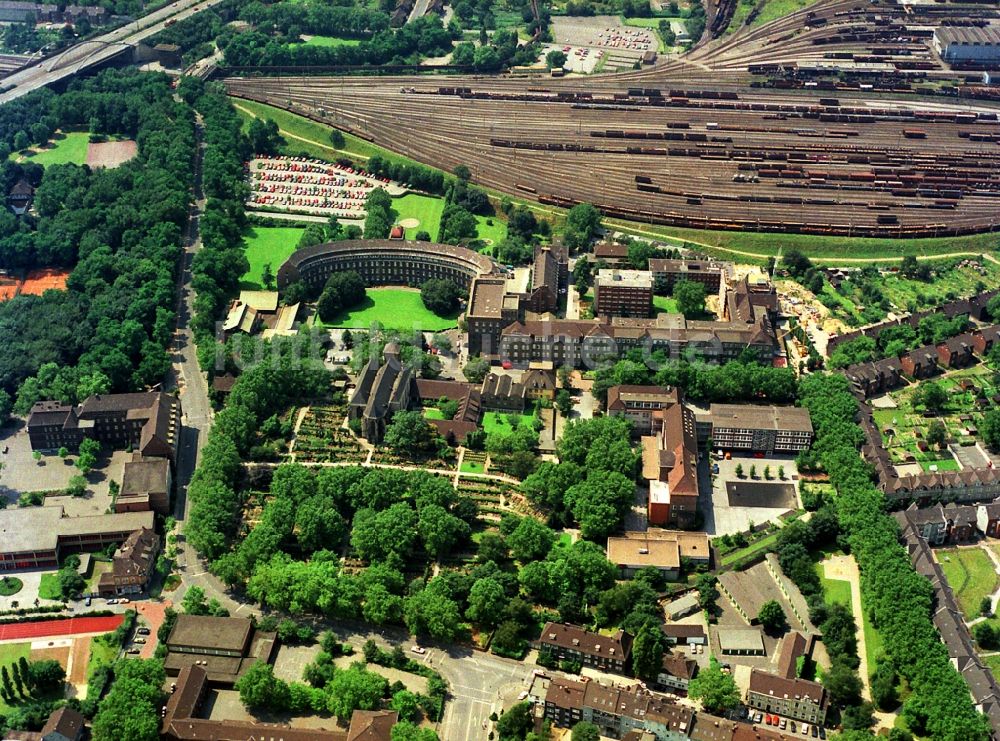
xmin=937 ymin=546 xmax=998 ymax=622
xmin=871 ymin=365 xmax=999 ymax=471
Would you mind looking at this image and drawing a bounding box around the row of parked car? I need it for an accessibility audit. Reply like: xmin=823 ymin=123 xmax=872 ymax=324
xmin=749 ymin=713 xmax=822 ymax=738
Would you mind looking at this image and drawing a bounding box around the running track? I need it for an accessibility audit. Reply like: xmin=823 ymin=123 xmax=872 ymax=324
xmin=0 ymin=615 xmax=123 ymax=641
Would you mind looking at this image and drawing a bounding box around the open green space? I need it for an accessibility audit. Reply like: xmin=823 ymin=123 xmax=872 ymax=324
xmin=718 ymin=529 xmax=781 ymax=567
xmin=475 ymin=215 xmax=507 ymax=245
xmin=727 ymin=0 xmax=818 ymax=33
xmin=294 ymin=35 xmax=362 ymax=48
xmin=240 ymin=226 xmax=305 ymax=290
xmin=817 ymin=565 xmax=853 ymax=612
xmin=21 ymin=131 xmax=89 ymax=167
xmin=481 ymin=404 xmax=538 ymax=436
xmin=393 ymin=193 xmax=444 ymax=239
xmin=919 ymin=458 xmax=960 ymax=472
xmin=423 ymin=407 xmax=446 ymax=420
xmin=317 ymin=287 xmax=459 ymax=331
xmin=938 ymin=547 xmax=998 ymax=621
xmin=38 ymin=573 xmax=62 ymax=601
xmin=653 ymin=295 xmax=679 ymax=314
xmin=0 ymin=576 xmax=22 ymax=596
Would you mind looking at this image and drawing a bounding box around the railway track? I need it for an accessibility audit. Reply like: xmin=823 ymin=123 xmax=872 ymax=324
xmin=223 ymin=0 xmax=1000 ymax=239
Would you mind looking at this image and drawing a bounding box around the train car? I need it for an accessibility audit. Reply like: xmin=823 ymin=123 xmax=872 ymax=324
xmin=903 ymin=130 xmax=927 ymax=139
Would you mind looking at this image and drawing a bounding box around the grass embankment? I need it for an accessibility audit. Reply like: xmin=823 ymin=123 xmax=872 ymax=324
xmin=294 ymin=35 xmax=362 ymax=48
xmin=317 ymin=287 xmax=459 ymax=332
xmin=240 ymin=226 xmax=306 ymax=290
xmin=232 ymin=97 xmax=998 ymax=263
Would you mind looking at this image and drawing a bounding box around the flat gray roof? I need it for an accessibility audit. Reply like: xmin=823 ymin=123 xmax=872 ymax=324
xmin=0 ymin=506 xmax=62 ymax=553
xmin=709 ymin=404 xmax=813 ymax=433
xmin=718 ymin=628 xmax=765 ymax=652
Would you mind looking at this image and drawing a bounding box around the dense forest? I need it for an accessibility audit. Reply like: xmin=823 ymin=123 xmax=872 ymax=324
xmin=0 ymin=71 xmax=194 ymax=419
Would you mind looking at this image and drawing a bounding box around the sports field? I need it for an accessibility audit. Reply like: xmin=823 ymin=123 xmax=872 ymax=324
xmin=394 ymin=193 xmax=444 ymax=239
xmin=319 ymin=287 xmax=459 ymax=331
xmin=240 ymin=226 xmax=305 ymax=289
xmin=22 ymin=132 xmax=90 ymax=166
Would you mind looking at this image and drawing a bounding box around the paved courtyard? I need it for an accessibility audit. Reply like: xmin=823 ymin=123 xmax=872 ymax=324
xmin=703 ymin=455 xmax=800 ymax=536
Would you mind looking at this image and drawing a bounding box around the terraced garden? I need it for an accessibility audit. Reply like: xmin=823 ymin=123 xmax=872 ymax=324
xmin=293 ymin=403 xmax=367 ymax=464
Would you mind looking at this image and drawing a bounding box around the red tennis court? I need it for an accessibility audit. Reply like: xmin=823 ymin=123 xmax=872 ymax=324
xmin=0 ymin=615 xmax=123 ymax=641
xmin=19 ymin=268 xmax=69 ymax=296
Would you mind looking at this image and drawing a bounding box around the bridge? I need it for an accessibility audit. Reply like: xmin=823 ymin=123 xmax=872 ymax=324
xmin=0 ymin=0 xmax=227 ymax=104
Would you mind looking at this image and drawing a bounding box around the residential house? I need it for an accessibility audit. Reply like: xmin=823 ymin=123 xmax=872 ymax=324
xmin=522 ymin=366 xmax=557 ymax=400
xmin=97 ymin=527 xmax=160 ymax=597
xmin=7 ymin=178 xmax=33 ymax=215
xmin=900 ymin=347 xmax=939 ymax=379
xmin=746 ymin=670 xmax=828 ymax=726
xmin=657 ymin=653 xmax=698 ymax=694
xmin=977 ymin=501 xmax=1000 ymax=538
xmin=936 ymin=336 xmax=975 ymax=369
xmin=535 ymin=623 xmax=633 ymax=675
xmin=480 ymin=373 xmax=526 ymax=412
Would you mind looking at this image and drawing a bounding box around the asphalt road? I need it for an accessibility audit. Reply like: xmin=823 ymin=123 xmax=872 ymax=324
xmin=0 ymin=0 xmax=227 ymax=104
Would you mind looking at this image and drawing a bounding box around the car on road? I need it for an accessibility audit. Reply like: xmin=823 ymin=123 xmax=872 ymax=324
xmin=411 ymin=646 xmax=426 ymax=654
xmin=107 ymin=598 xmax=117 ymax=605
xmin=137 ymin=627 xmax=150 ymax=635
xmin=120 ymin=598 xmax=130 ymax=604
xmin=126 ymin=648 xmax=140 ymax=654
xmin=84 ymin=596 xmax=91 ymax=606
xmin=134 ymin=638 xmax=146 ymax=644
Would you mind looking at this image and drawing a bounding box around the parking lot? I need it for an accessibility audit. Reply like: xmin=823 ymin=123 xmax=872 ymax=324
xmin=551 ymin=16 xmax=654 ymax=70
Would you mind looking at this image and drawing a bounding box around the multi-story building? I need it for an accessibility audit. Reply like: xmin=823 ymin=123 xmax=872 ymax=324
xmin=606 ymin=385 xmax=679 ymax=435
xmin=594 ymin=269 xmax=654 ymax=318
xmin=746 ymin=670 xmax=828 ymax=726
xmin=644 ymin=402 xmax=700 ymax=528
xmin=606 ymin=529 xmax=710 ymax=580
xmin=535 ymin=623 xmax=634 ymax=675
xmin=466 ymin=276 xmax=522 ymax=356
xmin=707 ymin=404 xmax=813 ymax=454
xmin=648 ymin=258 xmax=727 ymax=293
xmin=525 ymin=244 xmax=567 ymax=313
xmin=117 ymin=454 xmax=172 ymax=514
xmin=657 ymin=653 xmax=698 ymax=695
xmin=480 ymin=373 xmax=526 ymax=412
xmin=0 ymin=507 xmax=154 ymax=572
xmin=498 ymin=314 xmax=776 ymax=369
xmin=26 ymin=393 xmax=181 ymax=460
xmin=97 ymin=527 xmax=160 ymax=596
xmin=542 ymin=677 xmax=695 ymax=740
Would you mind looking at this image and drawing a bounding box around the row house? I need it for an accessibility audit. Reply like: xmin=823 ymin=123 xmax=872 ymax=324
xmin=606 ymin=384 xmax=680 ymax=435
xmin=542 ymin=677 xmax=695 ymax=740
xmin=843 ymin=357 xmax=904 ymax=398
xmin=893 ymin=502 xmax=982 ymax=545
xmin=534 ymin=623 xmax=633 ymax=675
xmin=936 ymin=335 xmax=975 ymax=369
xmin=900 ymin=346 xmax=940 ymax=379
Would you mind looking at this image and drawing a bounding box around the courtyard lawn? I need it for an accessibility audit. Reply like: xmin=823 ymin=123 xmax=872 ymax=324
xmin=482 ymin=406 xmax=537 ymax=436
xmin=423 ymin=407 xmax=446 ymax=420
xmin=318 ymin=287 xmax=459 ymax=331
xmin=819 ymin=571 xmax=853 ymax=612
xmin=38 ymin=573 xmax=62 ymax=601
xmin=295 ymin=35 xmax=361 ymax=48
xmin=653 ymin=295 xmax=679 ymax=314
xmin=919 ymin=457 xmax=960 ymax=472
xmin=985 ymin=654 xmax=1000 ymax=678
xmin=475 ymin=215 xmax=507 ymax=246
xmin=393 ymin=193 xmax=444 ymax=239
xmin=22 ymin=131 xmax=90 ymax=166
xmin=938 ymin=547 xmax=998 ymax=621
xmin=240 ymin=226 xmax=305 ymax=290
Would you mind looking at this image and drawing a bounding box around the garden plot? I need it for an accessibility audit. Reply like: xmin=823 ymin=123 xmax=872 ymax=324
xmin=292 ymin=403 xmax=367 ymax=464
xmin=871 ymin=366 xmax=998 ymax=470
xmin=247 ymin=156 xmax=403 ymax=219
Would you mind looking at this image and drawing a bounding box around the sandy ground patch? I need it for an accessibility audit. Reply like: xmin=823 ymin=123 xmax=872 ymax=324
xmin=67 ymin=636 xmax=91 ymax=686
xmin=398 ymin=218 xmax=420 ymax=228
xmin=85 ymin=140 xmax=137 ymax=169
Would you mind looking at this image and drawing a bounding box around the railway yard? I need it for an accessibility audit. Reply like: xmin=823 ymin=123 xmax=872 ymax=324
xmin=223 ymin=0 xmax=1000 ymax=240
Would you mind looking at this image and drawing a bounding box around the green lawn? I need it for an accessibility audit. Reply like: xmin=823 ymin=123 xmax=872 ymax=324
xmin=0 ymin=642 xmax=30 ymax=713
xmin=21 ymin=131 xmax=89 ymax=166
xmin=860 ymin=595 xmax=884 ymax=670
xmin=475 ymin=215 xmax=507 ymax=245
xmin=38 ymin=573 xmax=62 ymax=601
xmin=818 ymin=570 xmax=853 ymax=612
xmin=240 ymin=226 xmax=306 ymax=289
xmin=482 ymin=407 xmax=536 ymax=435
xmin=460 ymin=459 xmax=485 ymax=474
xmin=919 ymin=458 xmax=960 ymax=472
xmin=653 ymin=295 xmax=679 ymax=314
xmin=295 ymin=35 xmax=362 ymax=48
xmin=985 ymin=653 xmax=1000 ymax=678
xmin=318 ymin=287 xmax=459 ymax=331
xmin=0 ymin=576 xmax=22 ymax=596
xmin=423 ymin=407 xmax=446 ymax=420
xmin=938 ymin=547 xmax=998 ymax=621
xmin=394 ymin=193 xmax=444 ymax=239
